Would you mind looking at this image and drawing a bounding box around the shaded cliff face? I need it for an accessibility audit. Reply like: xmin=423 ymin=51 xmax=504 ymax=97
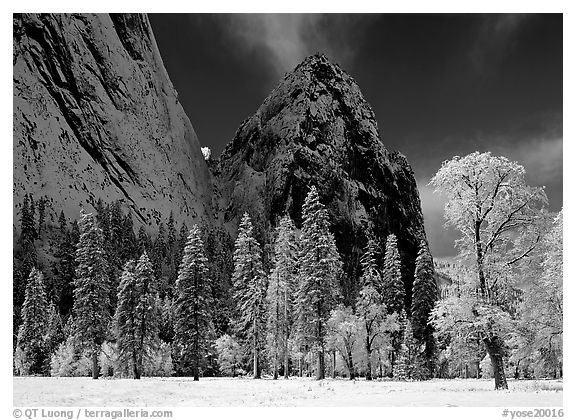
xmin=13 ymin=13 xmax=213 ymax=228
xmin=216 ymin=54 xmax=428 ymax=306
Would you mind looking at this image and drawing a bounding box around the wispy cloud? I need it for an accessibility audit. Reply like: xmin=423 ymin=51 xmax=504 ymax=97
xmin=417 ymin=179 xmax=459 ymax=258
xmin=469 ymin=14 xmax=531 ymax=77
xmin=216 ymin=14 xmax=373 ymax=79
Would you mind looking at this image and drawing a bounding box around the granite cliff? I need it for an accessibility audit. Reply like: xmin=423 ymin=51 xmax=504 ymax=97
xmin=13 ymin=13 xmax=213 ymax=229
xmin=215 ymin=54 xmax=428 ymax=306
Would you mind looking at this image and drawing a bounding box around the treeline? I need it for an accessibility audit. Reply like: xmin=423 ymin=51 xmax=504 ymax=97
xmin=13 ymin=187 xmax=438 ymax=380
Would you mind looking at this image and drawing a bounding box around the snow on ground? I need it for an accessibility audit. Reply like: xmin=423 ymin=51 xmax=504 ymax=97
xmin=13 ymin=377 xmax=562 ymax=407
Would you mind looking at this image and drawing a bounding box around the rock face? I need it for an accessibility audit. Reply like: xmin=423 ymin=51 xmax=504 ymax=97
xmin=13 ymin=13 xmax=213 ymax=229
xmin=216 ymin=54 xmax=428 ymax=306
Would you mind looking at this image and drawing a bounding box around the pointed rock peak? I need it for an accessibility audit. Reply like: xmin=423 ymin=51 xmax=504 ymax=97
xmin=292 ymin=52 xmax=346 ymax=84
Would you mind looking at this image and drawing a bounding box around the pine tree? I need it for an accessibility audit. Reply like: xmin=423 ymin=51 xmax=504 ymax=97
xmin=153 ymin=222 xmax=167 ymax=292
xmin=134 ymin=252 xmax=160 ymax=374
xmin=52 ymin=212 xmax=77 ymax=316
xmin=360 ymin=236 xmax=381 ymax=289
xmin=393 ymin=311 xmax=409 ymax=381
xmin=16 ymin=268 xmax=49 ymax=374
xmin=121 ymin=212 xmax=138 ymax=262
xmin=266 ymin=215 xmax=298 ymax=379
xmin=382 ymin=234 xmax=405 ymax=314
xmin=167 ymin=211 xmax=177 ymax=252
xmin=37 ymin=197 xmax=46 ymax=239
xmin=45 ymin=302 xmax=65 ymax=358
xmin=393 ymin=315 xmax=422 ymax=380
xmin=296 ymin=187 xmax=342 ymax=380
xmin=232 ymin=213 xmax=267 ymax=379
xmin=15 ymin=194 xmax=38 ymax=309
xmin=411 ymin=240 xmax=438 ymax=378
xmin=174 ymin=225 xmax=213 ymax=380
xmin=115 ymin=252 xmax=160 ymax=379
xmin=356 ymin=239 xmax=395 ymax=380
xmin=14 ymin=194 xmax=39 ymax=349
xmin=115 ymin=261 xmax=139 ymax=376
xmin=72 ymin=210 xmax=110 ymax=379
xmin=137 ymin=225 xmax=151 ymax=256
xmin=159 ymin=296 xmax=174 ymax=344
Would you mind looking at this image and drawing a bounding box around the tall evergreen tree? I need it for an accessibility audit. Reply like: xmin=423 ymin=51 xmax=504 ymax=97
xmin=393 ymin=315 xmax=424 ymax=380
xmin=121 ymin=212 xmax=138 ymax=262
xmin=296 ymin=187 xmax=342 ymax=380
xmin=266 ymin=215 xmax=298 ymax=379
xmin=115 ymin=253 xmax=160 ymax=379
xmin=45 ymin=302 xmax=65 ymax=359
xmin=159 ymin=296 xmax=175 ymax=344
xmin=153 ymin=222 xmax=167 ymax=292
xmin=16 ymin=268 xmax=49 ymax=374
xmin=14 ymin=194 xmax=38 ymax=348
xmin=167 ymin=211 xmax=177 ymax=252
xmin=360 ymin=236 xmax=380 ymax=288
xmin=411 ymin=240 xmax=438 ymax=377
xmin=382 ymin=234 xmax=405 ymax=314
xmin=137 ymin=225 xmax=151 ymax=256
xmin=356 ymin=239 xmax=396 ymax=380
xmin=51 ymin=212 xmax=77 ymax=315
xmin=232 ymin=213 xmax=267 ymax=379
xmin=72 ymin=210 xmax=110 ymax=379
xmin=174 ymin=225 xmax=213 ymax=380
xmin=37 ymin=197 xmax=46 ymax=239
xmin=15 ymin=194 xmax=37 ymax=306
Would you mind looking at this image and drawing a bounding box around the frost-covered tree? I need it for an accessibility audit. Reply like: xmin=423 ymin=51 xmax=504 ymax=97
xmin=14 ymin=194 xmax=38 ymax=341
xmin=411 ymin=240 xmax=438 ymax=377
xmin=115 ymin=261 xmax=138 ymax=376
xmin=356 ymin=237 xmax=398 ymax=380
xmin=430 ymin=152 xmax=548 ymax=389
xmin=382 ymin=234 xmax=404 ymax=315
xmin=296 ymin=187 xmax=342 ymax=380
xmin=356 ymin=285 xmax=398 ymax=380
xmin=45 ymin=302 xmax=65 ymax=358
xmin=174 ymin=225 xmax=213 ymax=380
xmin=511 ymin=210 xmax=563 ymax=378
xmin=115 ymin=252 xmax=160 ymax=379
xmin=215 ymin=334 xmax=243 ymax=376
xmin=232 ymin=213 xmax=267 ymax=379
xmin=16 ymin=268 xmax=49 ymax=375
xmin=266 ymin=215 xmax=298 ymax=379
xmin=73 ymin=210 xmax=110 ymax=379
xmin=326 ymin=306 xmax=361 ymax=379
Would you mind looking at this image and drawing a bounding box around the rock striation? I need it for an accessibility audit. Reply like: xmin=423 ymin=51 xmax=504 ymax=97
xmin=13 ymin=13 xmax=213 ymax=228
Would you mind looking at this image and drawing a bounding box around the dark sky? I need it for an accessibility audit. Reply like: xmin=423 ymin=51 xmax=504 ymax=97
xmin=149 ymin=14 xmax=563 ymax=257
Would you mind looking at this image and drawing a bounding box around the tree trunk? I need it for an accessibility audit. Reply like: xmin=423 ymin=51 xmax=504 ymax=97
xmin=193 ymin=353 xmax=199 ymax=381
xmin=132 ymin=348 xmax=141 ymax=380
xmin=365 ymin=337 xmax=372 ymax=380
xmin=299 ymin=355 xmax=303 ymax=377
xmin=474 ymin=221 xmax=488 ymax=300
xmin=92 ymin=349 xmax=99 ymax=380
xmin=484 ymin=336 xmax=508 ymax=390
xmin=133 ymin=358 xmax=141 ymax=380
xmin=316 ymin=350 xmax=325 ymax=380
xmin=332 ymin=350 xmax=337 ymax=378
xmin=253 ymin=318 xmax=260 ymax=379
xmin=273 ymin=356 xmax=278 ymax=380
xmin=284 ymin=350 xmax=289 ymax=379
xmin=347 ymin=350 xmax=355 ymax=380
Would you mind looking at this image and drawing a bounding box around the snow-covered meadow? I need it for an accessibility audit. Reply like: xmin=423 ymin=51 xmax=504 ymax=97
xmin=13 ymin=377 xmax=562 ymax=407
